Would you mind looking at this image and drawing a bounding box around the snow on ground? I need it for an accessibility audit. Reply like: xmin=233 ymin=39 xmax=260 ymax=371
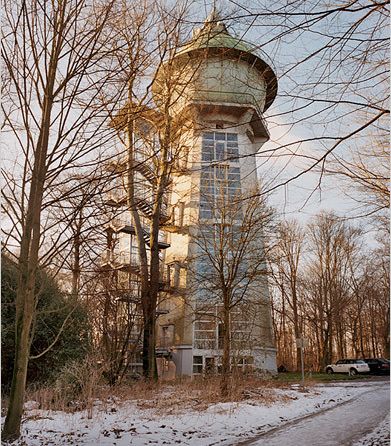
xmin=1 ymin=383 xmax=384 ymax=445
xmin=352 ymin=417 xmax=390 ymax=446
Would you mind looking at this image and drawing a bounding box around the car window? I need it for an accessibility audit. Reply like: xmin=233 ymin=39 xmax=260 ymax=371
xmin=355 ymin=360 xmax=365 ymax=364
xmin=336 ymin=360 xmax=344 ymax=364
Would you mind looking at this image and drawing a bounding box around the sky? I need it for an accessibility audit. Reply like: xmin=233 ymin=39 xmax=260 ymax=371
xmin=2 ymin=0 xmax=387 ymax=251
xmin=190 ymin=0 xmax=389 ymax=243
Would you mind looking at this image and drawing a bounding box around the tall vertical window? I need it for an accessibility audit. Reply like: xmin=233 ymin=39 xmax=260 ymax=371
xmin=200 ymin=132 xmax=241 ymax=220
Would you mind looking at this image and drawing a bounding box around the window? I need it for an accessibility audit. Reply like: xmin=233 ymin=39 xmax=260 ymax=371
xmin=194 ymin=318 xmax=217 ymax=349
xmin=217 ymin=322 xmax=225 ymax=350
xmin=199 ymin=132 xmax=241 ymax=220
xmin=233 ymin=356 xmax=254 ymax=372
xmin=193 ymin=356 xmax=203 ymax=374
xmin=201 ymin=132 xmax=239 ymax=163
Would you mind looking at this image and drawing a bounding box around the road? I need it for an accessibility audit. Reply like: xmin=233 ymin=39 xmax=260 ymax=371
xmin=235 ymin=380 xmax=390 ymax=446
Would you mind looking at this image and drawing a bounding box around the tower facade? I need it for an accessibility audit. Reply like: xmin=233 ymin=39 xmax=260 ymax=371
xmin=153 ymin=14 xmax=278 ymax=376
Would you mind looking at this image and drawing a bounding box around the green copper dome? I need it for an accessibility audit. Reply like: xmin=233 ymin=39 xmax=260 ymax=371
xmin=174 ymin=11 xmax=278 ymax=111
xmin=177 ymin=13 xmax=252 ymax=55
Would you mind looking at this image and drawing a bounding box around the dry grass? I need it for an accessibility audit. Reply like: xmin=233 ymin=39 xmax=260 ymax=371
xmin=18 ymin=371 xmax=308 ymax=418
xmin=107 ymin=376 xmax=290 ymax=415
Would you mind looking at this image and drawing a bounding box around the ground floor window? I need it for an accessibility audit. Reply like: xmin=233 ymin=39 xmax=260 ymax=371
xmin=193 ymin=355 xmax=203 ymax=374
xmin=232 ymin=356 xmax=254 ymax=372
xmin=192 ymin=354 xmax=254 ymax=375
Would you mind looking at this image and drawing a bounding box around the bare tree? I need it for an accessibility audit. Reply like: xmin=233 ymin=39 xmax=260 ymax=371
xmin=270 ymin=212 xmax=389 ymax=370
xmin=270 ymin=220 xmax=305 ymax=371
xmin=1 ymin=0 xmax=119 ymax=439
xmin=326 ymin=131 xmax=390 ymax=221
xmin=304 ymin=212 xmax=362 ymax=370
xmin=206 ymin=1 xmax=390 ymax=201
xmin=189 ymin=188 xmax=275 ymax=396
xmin=106 ymin=1 xmax=207 ymax=379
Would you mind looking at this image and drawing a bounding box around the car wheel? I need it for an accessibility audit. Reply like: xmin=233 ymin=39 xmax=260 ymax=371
xmin=349 ymin=368 xmax=358 ymax=376
xmin=326 ymin=368 xmax=333 ymax=374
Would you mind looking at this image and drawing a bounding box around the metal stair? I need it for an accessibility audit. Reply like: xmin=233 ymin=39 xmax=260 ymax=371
xmin=134 ymin=160 xmax=156 ymax=184
xmin=136 ymin=197 xmax=170 ymax=224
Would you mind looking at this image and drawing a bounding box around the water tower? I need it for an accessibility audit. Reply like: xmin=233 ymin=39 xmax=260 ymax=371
xmin=153 ymin=11 xmax=278 ymax=376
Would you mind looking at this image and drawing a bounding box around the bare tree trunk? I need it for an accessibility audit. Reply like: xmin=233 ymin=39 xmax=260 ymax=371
xmin=220 ymin=293 xmax=231 ymax=398
xmin=3 ymin=54 xmax=54 ymax=439
xmin=142 ymin=302 xmax=156 ymax=379
xmin=71 ymin=213 xmax=82 ymax=297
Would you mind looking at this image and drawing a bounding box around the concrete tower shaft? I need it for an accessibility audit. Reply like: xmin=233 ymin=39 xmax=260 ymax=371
xmin=154 ymin=13 xmax=278 ymax=376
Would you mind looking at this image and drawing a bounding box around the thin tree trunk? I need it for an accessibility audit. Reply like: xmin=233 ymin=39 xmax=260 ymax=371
xmin=2 ymin=53 xmax=55 ymax=439
xmin=220 ymin=295 xmax=231 ymax=398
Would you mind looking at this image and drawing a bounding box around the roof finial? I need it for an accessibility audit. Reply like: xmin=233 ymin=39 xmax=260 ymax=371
xmin=206 ymin=1 xmax=219 ymax=23
xmin=203 ymin=2 xmax=227 ymax=33
xmin=191 ymin=2 xmax=228 ymax=38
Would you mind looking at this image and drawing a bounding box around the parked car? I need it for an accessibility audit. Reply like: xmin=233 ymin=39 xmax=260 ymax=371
xmin=361 ymin=358 xmax=390 ymax=375
xmin=325 ymin=359 xmax=370 ymax=375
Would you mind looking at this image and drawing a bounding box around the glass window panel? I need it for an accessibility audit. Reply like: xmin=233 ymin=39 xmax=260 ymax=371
xmin=193 ymin=355 xmax=203 ymax=364
xmin=200 ymin=175 xmax=213 ymax=185
xmin=203 ymin=133 xmax=214 ymax=140
xmin=229 ymin=180 xmax=241 ymax=188
xmin=227 ymin=133 xmax=238 ymax=141
xmin=215 ymin=143 xmax=225 ymax=160
xmin=195 ymin=332 xmax=216 ymax=340
xmin=215 ymin=132 xmax=226 ymax=141
xmin=227 ymin=147 xmax=239 ymax=160
xmin=202 ymin=185 xmax=214 ymax=195
xmin=216 ymin=166 xmax=227 ymax=179
xmin=202 ymin=148 xmax=214 ymax=162
xmin=200 ymin=209 xmax=213 ymax=219
xmin=228 ymin=172 xmax=240 ymax=181
xmin=195 ymin=321 xmax=215 ymax=331
xmin=194 ymin=340 xmax=215 ymax=349
xmin=201 ymin=171 xmax=213 ymax=179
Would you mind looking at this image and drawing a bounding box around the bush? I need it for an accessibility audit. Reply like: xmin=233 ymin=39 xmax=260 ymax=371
xmin=1 ymin=254 xmax=91 ymax=392
xmin=48 ymin=355 xmax=103 ymax=411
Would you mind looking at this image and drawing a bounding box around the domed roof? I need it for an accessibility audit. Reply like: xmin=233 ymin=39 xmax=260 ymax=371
xmin=175 ymin=10 xmax=278 ymax=111
xmin=177 ymin=10 xmax=252 ymax=55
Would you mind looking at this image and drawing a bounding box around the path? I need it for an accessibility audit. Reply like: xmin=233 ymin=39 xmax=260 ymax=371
xmin=235 ymin=381 xmax=390 ymax=446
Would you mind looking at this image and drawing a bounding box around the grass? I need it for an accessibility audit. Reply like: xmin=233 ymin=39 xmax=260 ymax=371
xmin=275 ymin=372 xmax=377 ymax=383
xmin=4 ymin=372 xmax=379 ymax=417
xmin=20 ymin=375 xmax=293 ymax=414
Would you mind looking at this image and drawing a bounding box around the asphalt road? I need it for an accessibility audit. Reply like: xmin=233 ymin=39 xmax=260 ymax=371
xmin=236 ymin=380 xmax=390 ymax=446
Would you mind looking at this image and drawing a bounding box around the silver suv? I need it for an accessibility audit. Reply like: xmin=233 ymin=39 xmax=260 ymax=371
xmin=325 ymin=359 xmax=370 ymax=376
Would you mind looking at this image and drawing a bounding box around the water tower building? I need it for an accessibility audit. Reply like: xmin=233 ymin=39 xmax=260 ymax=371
xmin=151 ymin=12 xmax=278 ymax=376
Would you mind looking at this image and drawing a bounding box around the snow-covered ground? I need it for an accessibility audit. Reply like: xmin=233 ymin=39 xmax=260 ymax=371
xmin=2 ymin=380 xmax=389 ymax=445
xmin=352 ymin=417 xmax=390 ymax=446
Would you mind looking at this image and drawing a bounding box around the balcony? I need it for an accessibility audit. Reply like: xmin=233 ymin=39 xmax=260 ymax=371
xmin=100 ymin=252 xmax=140 ymax=274
xmin=115 ymin=292 xmax=140 ymax=304
xmin=104 ymin=193 xmax=127 ymax=208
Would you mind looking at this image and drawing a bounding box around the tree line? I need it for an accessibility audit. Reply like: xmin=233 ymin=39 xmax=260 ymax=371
xmin=271 ymin=213 xmax=389 ymax=372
